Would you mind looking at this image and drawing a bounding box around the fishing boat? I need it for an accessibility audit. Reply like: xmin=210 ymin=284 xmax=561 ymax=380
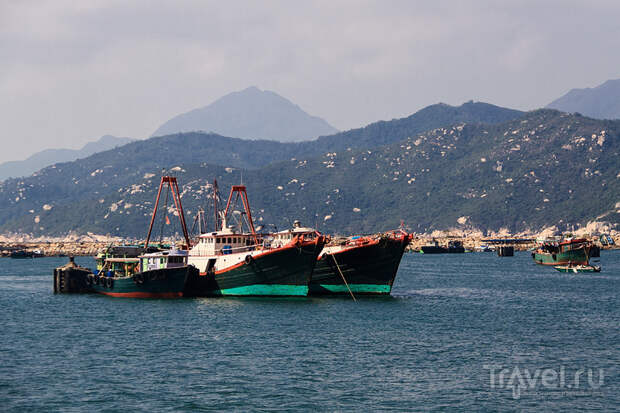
xmin=532 ymin=238 xmax=591 ymax=266
xmin=554 ymin=264 xmax=601 ymax=273
xmin=186 ymin=185 xmax=326 ymax=297
xmin=309 ymin=229 xmax=413 ymax=296
xmin=474 ymin=244 xmax=494 ymax=252
xmin=10 ymin=249 xmax=44 ymax=258
xmin=89 ymin=176 xmax=198 ymax=298
xmin=447 ymin=240 xmax=465 ymax=253
xmin=419 ymin=239 xmax=447 ymax=254
xmin=90 ymin=247 xmax=196 ymax=298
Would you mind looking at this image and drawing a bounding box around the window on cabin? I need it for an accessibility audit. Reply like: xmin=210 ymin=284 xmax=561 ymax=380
xmin=216 ymin=238 xmax=221 ymax=244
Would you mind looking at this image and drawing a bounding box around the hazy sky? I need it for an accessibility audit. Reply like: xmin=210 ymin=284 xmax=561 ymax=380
xmin=1 ymin=0 xmax=619 ymax=163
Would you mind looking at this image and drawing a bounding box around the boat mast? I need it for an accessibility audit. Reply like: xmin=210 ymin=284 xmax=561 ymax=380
xmin=223 ymin=185 xmax=258 ymax=245
xmin=213 ymin=179 xmax=220 ymax=231
xmin=144 ymin=176 xmax=191 ymax=249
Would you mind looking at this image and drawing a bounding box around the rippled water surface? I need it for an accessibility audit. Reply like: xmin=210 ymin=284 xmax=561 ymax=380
xmin=1 ymin=252 xmax=619 ymax=411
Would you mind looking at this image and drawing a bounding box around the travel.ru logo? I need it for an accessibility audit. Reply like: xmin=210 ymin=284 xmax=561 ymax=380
xmin=483 ymin=365 xmax=605 ymax=399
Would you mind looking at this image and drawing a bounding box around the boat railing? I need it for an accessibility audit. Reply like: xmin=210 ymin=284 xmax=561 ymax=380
xmin=217 ymin=243 xmax=259 ymax=255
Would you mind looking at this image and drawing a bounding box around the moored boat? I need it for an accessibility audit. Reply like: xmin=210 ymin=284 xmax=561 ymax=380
xmin=89 ymin=176 xmax=197 ymax=298
xmin=554 ymin=264 xmax=601 ymax=273
xmin=532 ymin=238 xmax=591 ymax=266
xmin=90 ymin=247 xmax=196 ymax=298
xmin=419 ymin=239 xmax=447 ymax=254
xmin=474 ymin=244 xmax=494 ymax=252
xmin=447 ymin=240 xmax=465 ymax=253
xmin=309 ymin=230 xmax=412 ymax=295
xmin=10 ymin=249 xmax=44 ymax=258
xmin=185 ymin=186 xmax=326 ymax=297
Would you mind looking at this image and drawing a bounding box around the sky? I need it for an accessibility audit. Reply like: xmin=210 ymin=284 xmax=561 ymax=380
xmin=1 ymin=0 xmax=620 ymax=163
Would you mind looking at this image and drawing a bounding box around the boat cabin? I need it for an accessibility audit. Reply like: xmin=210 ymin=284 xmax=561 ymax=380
xmin=96 ymin=245 xmax=187 ymax=277
xmin=140 ymin=248 xmax=188 ymax=272
xmin=95 ymin=245 xmax=146 ymax=277
xmin=537 ymin=238 xmax=590 ymax=254
xmin=191 ymin=230 xmax=257 ymax=257
xmin=270 ymin=220 xmax=318 ymax=248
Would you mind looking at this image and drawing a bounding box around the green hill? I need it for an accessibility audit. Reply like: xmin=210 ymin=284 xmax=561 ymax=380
xmin=3 ymin=105 xmax=618 ymax=236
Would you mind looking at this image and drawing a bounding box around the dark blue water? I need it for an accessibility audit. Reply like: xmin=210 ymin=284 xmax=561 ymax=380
xmin=1 ymin=252 xmax=618 ymax=411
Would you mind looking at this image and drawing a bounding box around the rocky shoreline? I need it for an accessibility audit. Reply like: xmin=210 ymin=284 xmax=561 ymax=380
xmin=0 ymin=234 xmax=128 ymax=257
xmin=1 ymin=230 xmax=618 ymax=258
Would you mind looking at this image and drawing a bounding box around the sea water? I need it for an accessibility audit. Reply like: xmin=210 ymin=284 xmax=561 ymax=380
xmin=1 ymin=252 xmax=618 ymax=411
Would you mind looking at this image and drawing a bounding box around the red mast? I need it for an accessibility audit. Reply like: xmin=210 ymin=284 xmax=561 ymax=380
xmin=144 ymin=176 xmax=191 ymax=249
xmin=213 ymin=179 xmax=220 ymax=231
xmin=223 ymin=185 xmax=259 ymax=245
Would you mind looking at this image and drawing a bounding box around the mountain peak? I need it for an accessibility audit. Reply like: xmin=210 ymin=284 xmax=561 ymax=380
xmin=240 ymin=85 xmax=261 ymax=93
xmin=152 ymin=87 xmax=338 ymax=142
xmin=0 ymin=135 xmax=133 ymax=181
xmin=546 ymin=78 xmax=620 ymax=120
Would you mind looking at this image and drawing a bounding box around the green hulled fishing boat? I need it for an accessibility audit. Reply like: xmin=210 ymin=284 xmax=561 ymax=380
xmin=532 ymin=238 xmax=591 ymax=266
xmin=89 ymin=176 xmax=197 ymax=298
xmin=187 ymin=232 xmax=325 ymax=296
xmin=309 ymin=230 xmax=412 ymax=295
xmin=185 ymin=185 xmax=326 ymax=297
xmin=90 ymin=248 xmax=196 ymax=298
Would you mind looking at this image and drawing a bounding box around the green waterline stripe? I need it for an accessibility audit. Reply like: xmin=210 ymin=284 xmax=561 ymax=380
xmin=311 ymin=284 xmax=391 ymax=294
xmin=216 ymin=284 xmax=308 ymax=296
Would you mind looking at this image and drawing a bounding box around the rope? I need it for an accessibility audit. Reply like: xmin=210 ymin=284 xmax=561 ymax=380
xmin=330 ymin=254 xmax=356 ymax=302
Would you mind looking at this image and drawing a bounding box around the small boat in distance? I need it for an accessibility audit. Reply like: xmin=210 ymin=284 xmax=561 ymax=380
xmin=10 ymin=249 xmax=44 ymax=258
xmin=532 ymin=238 xmax=591 ymax=266
xmin=447 ymin=240 xmax=465 ymax=253
xmin=419 ymin=239 xmax=464 ymax=253
xmin=554 ymin=264 xmax=601 ymax=273
xmin=419 ymin=239 xmax=446 ymax=254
